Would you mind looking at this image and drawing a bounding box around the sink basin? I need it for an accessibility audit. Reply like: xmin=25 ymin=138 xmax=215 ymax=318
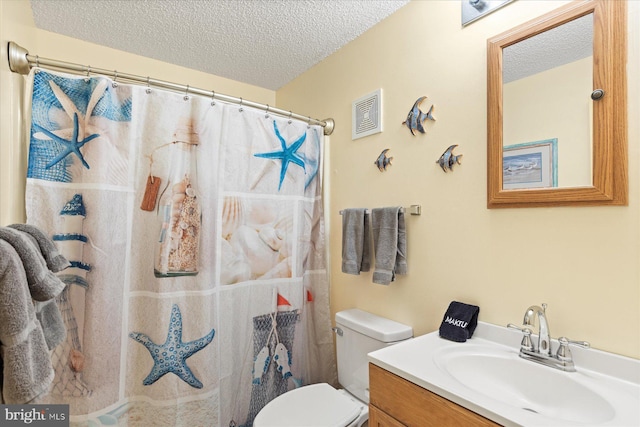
xmin=368 ymin=322 xmax=640 ymax=427
xmin=435 ymin=345 xmax=615 ymax=424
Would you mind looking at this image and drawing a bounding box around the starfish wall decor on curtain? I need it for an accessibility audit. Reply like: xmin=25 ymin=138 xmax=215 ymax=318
xmin=24 ymin=69 xmax=335 ymax=426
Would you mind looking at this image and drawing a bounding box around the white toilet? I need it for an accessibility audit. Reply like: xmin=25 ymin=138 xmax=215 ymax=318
xmin=253 ymin=308 xmax=413 ymax=427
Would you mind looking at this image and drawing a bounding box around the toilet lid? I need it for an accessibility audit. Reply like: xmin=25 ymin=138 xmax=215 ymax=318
xmin=253 ymin=383 xmax=361 ymax=427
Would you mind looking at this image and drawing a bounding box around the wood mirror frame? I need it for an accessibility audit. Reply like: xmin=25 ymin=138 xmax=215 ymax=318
xmin=487 ymin=0 xmax=627 ymax=208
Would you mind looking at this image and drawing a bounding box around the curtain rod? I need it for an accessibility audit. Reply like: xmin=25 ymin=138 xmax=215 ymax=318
xmin=7 ymin=41 xmax=335 ymax=135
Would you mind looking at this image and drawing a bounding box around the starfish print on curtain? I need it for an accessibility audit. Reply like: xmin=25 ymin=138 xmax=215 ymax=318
xmin=129 ymin=304 xmax=215 ymax=389
xmin=33 ymin=112 xmax=99 ymax=169
xmin=254 ymin=120 xmax=306 ymax=191
xmin=28 ymin=72 xmax=132 ymax=183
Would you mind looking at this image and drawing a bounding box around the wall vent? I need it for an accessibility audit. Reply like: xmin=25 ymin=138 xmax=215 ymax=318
xmin=352 ymin=89 xmax=382 ymax=140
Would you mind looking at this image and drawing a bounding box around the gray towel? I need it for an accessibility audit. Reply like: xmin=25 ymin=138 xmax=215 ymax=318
xmin=34 ymin=300 xmax=66 ymax=350
xmin=0 ymin=227 xmax=66 ymax=301
xmin=0 ymin=240 xmax=55 ymax=404
xmin=3 ymin=226 xmax=68 ymax=349
xmin=341 ymin=208 xmax=372 ymax=274
xmin=371 ymin=207 xmax=407 ymax=285
xmin=8 ymin=224 xmax=70 ymax=272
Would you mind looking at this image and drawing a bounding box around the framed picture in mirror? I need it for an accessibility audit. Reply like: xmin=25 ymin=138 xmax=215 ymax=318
xmin=503 ymin=139 xmax=557 ymax=190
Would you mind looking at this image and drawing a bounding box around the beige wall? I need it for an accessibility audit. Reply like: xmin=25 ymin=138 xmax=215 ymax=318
xmin=0 ymin=0 xmax=275 ymax=226
xmin=278 ymin=1 xmax=640 ymax=358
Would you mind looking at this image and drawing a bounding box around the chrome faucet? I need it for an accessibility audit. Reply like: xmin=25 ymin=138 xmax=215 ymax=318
xmin=508 ymin=303 xmax=590 ymax=372
xmin=523 ymin=304 xmax=552 ymax=356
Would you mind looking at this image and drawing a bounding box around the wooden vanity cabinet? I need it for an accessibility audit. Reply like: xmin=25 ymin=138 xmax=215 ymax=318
xmin=369 ymin=363 xmax=500 ymax=427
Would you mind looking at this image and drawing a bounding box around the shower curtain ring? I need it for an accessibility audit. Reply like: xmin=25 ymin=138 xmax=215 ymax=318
xmin=146 ymin=76 xmax=152 ymax=94
xmin=239 ymin=98 xmax=244 ymax=112
xmin=184 ymin=85 xmax=190 ymax=101
xmin=211 ymin=90 xmax=216 ymax=106
xmin=265 ymin=104 xmax=270 ymax=118
xmin=84 ymin=65 xmax=91 ymax=83
xmin=112 ymin=70 xmax=119 ymax=88
xmin=307 ymin=116 xmax=312 ymax=128
xmin=288 ymin=111 xmax=293 ymax=124
xmin=34 ymin=55 xmax=40 ymax=73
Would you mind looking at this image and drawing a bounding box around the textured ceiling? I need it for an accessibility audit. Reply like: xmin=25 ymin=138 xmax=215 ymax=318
xmin=29 ymin=0 xmax=410 ymax=90
xmin=503 ymin=13 xmax=593 ymax=83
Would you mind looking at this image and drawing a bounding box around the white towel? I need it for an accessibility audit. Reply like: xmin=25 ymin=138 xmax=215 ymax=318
xmin=371 ymin=207 xmax=407 ymax=285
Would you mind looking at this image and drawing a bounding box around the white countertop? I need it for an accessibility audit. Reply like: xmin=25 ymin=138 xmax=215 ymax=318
xmin=367 ymin=322 xmax=640 ymax=427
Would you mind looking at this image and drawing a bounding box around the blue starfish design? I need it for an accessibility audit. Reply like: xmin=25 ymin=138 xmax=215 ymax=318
xmin=254 ymin=121 xmax=306 ymax=191
xmin=33 ymin=112 xmax=99 ymax=170
xmin=129 ymin=304 xmax=215 ymax=389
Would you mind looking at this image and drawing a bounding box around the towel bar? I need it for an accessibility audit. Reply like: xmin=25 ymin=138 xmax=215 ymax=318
xmin=339 ymin=205 xmax=421 ymax=216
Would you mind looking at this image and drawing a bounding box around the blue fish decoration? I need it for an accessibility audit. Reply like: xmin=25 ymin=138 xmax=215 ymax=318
xmin=402 ymin=96 xmax=435 ymax=135
xmin=374 ymin=149 xmax=393 ymax=171
xmin=436 ymin=144 xmax=463 ymax=172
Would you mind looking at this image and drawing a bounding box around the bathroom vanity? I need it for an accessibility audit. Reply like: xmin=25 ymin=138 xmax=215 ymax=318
xmin=368 ymin=322 xmax=640 ymax=427
xmin=369 ymin=363 xmax=498 ymax=426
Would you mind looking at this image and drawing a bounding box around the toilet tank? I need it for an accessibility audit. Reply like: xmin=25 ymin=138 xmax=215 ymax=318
xmin=335 ymin=309 xmax=412 ymax=404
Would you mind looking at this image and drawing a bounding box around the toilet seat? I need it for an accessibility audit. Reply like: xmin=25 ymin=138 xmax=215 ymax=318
xmin=253 ymin=383 xmax=362 ymax=427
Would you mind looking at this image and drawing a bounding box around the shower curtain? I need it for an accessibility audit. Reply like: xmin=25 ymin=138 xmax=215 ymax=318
xmin=23 ymin=69 xmax=336 ymax=426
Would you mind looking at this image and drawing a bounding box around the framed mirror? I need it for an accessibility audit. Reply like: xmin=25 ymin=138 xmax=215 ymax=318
xmin=487 ymin=0 xmax=627 ymax=208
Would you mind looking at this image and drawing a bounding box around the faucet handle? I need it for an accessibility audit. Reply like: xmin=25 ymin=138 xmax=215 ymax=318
xmin=507 ymin=323 xmax=534 ymax=351
xmin=556 ymin=336 xmax=590 ymax=361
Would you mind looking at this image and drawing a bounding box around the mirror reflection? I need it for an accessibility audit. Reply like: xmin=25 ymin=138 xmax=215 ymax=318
xmin=502 ymin=13 xmax=593 ymax=190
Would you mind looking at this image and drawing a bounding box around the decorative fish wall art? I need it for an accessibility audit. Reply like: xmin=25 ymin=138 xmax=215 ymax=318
xmin=436 ymin=144 xmax=463 ymax=172
xmin=374 ymin=149 xmax=393 ymax=171
xmin=402 ymin=96 xmax=436 ymax=135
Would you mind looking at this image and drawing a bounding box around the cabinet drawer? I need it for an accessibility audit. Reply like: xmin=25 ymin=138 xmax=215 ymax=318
xmin=369 ymin=363 xmax=500 ymax=427
xmin=369 ymin=404 xmax=406 ymax=427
